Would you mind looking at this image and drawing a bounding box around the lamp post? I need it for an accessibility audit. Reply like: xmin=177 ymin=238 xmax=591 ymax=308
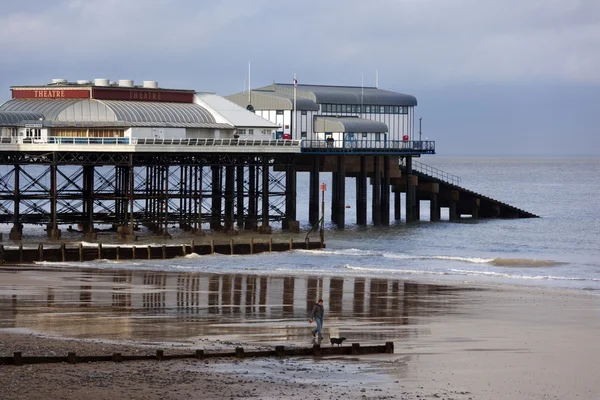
xmin=419 ymin=117 xmax=422 ymax=142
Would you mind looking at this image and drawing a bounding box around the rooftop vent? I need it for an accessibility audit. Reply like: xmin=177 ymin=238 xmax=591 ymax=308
xmin=51 ymin=79 xmax=67 ymax=84
xmin=77 ymin=80 xmax=91 ymax=85
xmin=118 ymin=79 xmax=134 ymax=88
xmin=94 ymin=78 xmax=110 ymax=86
xmin=143 ymin=80 xmax=159 ymax=89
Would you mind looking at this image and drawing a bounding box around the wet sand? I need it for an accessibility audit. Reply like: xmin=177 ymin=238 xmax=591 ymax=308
xmin=1 ymin=266 xmax=599 ymax=399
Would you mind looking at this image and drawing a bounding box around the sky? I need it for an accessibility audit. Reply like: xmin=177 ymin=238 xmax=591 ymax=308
xmin=0 ymin=0 xmax=599 ymax=156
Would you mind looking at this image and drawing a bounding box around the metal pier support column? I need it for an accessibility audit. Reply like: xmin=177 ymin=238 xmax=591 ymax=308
xmin=331 ymin=171 xmax=338 ymax=224
xmin=309 ymin=156 xmax=320 ymax=226
xmin=381 ymin=156 xmax=390 ymax=226
xmin=83 ymin=165 xmax=97 ymax=240
xmin=236 ymin=165 xmax=244 ymax=228
xmin=210 ymin=166 xmax=222 ymax=231
xmin=48 ymin=155 xmax=61 ymax=240
xmin=356 ymin=155 xmax=367 ymax=226
xmin=372 ymin=156 xmax=381 ymax=226
xmin=224 ymin=165 xmax=235 ymax=231
xmin=9 ymin=164 xmax=22 ymax=240
xmin=394 ymin=191 xmax=401 ymax=221
xmin=162 ymin=165 xmax=170 ymax=237
xmin=405 ymin=156 xmax=416 ymax=223
xmin=430 ymin=193 xmax=440 ymax=222
xmin=245 ymin=164 xmax=257 ymax=230
xmin=284 ymin=162 xmax=299 ymax=233
xmin=335 ymin=156 xmax=346 ymax=229
xmin=258 ymin=158 xmax=271 ymax=234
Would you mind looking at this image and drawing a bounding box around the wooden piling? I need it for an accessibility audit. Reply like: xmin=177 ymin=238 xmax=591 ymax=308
xmin=275 ymin=345 xmax=285 ymax=358
xmin=210 ymin=240 xmax=215 ymax=255
xmin=156 ymin=350 xmax=164 ymax=361
xmin=78 ymin=243 xmax=83 ymax=262
xmin=132 ymin=246 xmax=136 ymax=260
xmin=289 ymin=238 xmax=293 ymax=250
xmin=18 ymin=244 xmax=23 ymax=263
xmin=385 ymin=342 xmax=394 ymax=354
xmin=305 ymin=237 xmax=310 ymax=249
xmin=147 ymin=245 xmax=151 ymax=259
xmin=97 ymin=243 xmax=102 ymax=259
xmin=182 ymin=244 xmax=186 ymax=256
xmin=60 ymin=243 xmax=66 ymax=262
xmin=250 ymin=238 xmax=254 ymax=255
xmin=195 ymin=349 xmax=204 ymax=359
xmin=190 ymin=240 xmax=195 ymax=254
xmin=230 ymin=239 xmax=234 ymax=255
xmin=162 ymin=245 xmax=166 ymax=259
xmin=116 ymin=246 xmax=120 ymax=261
xmin=235 ymin=347 xmax=244 ymax=359
xmin=269 ymin=238 xmax=273 ymax=253
xmin=13 ymin=352 xmax=23 ymax=366
xmin=38 ymin=243 xmax=43 ymax=261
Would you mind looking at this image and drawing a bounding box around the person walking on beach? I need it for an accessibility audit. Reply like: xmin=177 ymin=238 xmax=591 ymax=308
xmin=309 ymin=299 xmax=324 ymax=339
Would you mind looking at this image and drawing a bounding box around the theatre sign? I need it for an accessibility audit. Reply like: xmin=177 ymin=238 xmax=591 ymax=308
xmin=11 ymin=86 xmax=195 ymax=103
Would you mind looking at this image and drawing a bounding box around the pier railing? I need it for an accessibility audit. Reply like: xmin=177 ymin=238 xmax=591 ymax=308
xmin=402 ymin=159 xmax=462 ymax=185
xmin=301 ymin=139 xmax=435 ymax=154
xmin=4 ymin=137 xmax=302 ymax=148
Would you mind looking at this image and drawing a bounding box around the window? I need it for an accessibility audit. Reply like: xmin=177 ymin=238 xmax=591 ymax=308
xmin=380 ymin=106 xmax=385 ymax=113
xmin=276 ymin=110 xmax=284 ymax=115
xmin=365 ymin=105 xmax=371 ymax=113
xmin=362 ymin=133 xmax=368 ymax=139
xmin=301 ymin=110 xmax=307 ymax=115
xmin=392 ymin=106 xmax=399 ymax=114
xmin=341 ymin=105 xmax=347 ymax=113
xmin=248 ymin=129 xmax=254 ymax=135
xmin=237 ymin=129 xmax=247 ymax=135
xmin=384 ymin=106 xmax=390 ymax=114
xmin=336 ymin=104 xmax=342 ymax=113
xmin=375 ymin=133 xmax=382 ymax=141
xmin=301 ymin=131 xmax=307 ymax=139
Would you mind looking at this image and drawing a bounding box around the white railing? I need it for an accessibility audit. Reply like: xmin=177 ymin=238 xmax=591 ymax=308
xmin=1 ymin=136 xmax=302 ymax=147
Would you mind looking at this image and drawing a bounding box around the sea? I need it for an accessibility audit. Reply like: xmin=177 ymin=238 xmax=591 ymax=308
xmin=5 ymin=157 xmax=600 ymax=292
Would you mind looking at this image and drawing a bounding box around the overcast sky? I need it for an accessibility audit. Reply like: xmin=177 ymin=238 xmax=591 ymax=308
xmin=1 ymin=0 xmax=598 ymax=156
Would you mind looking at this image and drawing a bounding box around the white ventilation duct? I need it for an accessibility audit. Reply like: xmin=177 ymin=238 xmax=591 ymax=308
xmin=118 ymin=79 xmax=134 ymax=87
xmin=143 ymin=81 xmax=159 ymax=89
xmin=77 ymin=80 xmax=91 ymax=85
xmin=94 ymin=78 xmax=110 ymax=86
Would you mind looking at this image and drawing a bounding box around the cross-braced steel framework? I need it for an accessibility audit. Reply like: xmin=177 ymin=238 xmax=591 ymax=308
xmin=0 ymin=151 xmax=298 ymax=239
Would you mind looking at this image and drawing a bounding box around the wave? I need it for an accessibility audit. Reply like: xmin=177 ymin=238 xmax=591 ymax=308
xmin=301 ymin=249 xmax=562 ymax=268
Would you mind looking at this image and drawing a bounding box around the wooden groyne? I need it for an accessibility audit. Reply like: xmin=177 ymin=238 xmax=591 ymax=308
xmin=1 ymin=342 xmax=394 ymax=366
xmin=0 ymin=238 xmax=324 ymax=264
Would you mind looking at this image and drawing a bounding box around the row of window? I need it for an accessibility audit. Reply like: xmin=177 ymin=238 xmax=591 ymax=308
xmin=321 ymin=104 xmax=409 ymax=114
xmin=52 ymin=128 xmax=125 ymax=138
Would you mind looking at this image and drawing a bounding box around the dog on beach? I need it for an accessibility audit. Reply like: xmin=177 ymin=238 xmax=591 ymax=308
xmin=330 ymin=337 xmax=347 ymax=346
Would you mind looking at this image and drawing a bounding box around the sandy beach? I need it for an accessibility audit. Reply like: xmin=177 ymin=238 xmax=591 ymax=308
xmin=1 ymin=265 xmax=599 ymax=399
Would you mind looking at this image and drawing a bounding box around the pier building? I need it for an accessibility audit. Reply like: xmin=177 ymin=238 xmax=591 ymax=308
xmin=0 ymin=78 xmax=535 ymax=244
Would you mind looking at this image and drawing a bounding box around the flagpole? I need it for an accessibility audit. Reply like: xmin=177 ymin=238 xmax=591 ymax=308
xmin=293 ymin=73 xmax=297 ymax=139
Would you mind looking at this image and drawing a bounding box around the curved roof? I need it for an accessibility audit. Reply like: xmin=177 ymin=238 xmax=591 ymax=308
xmin=0 ymin=99 xmax=231 ymax=128
xmin=226 ymin=90 xmax=319 ymax=111
xmin=314 ymin=116 xmax=388 ymax=133
xmin=0 ymin=111 xmax=45 ymax=125
xmin=259 ymin=84 xmax=418 ymax=106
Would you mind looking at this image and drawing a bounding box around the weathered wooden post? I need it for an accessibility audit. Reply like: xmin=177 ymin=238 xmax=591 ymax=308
xmin=116 ymin=246 xmax=120 ymax=261
xmin=147 ymin=245 xmax=152 ymax=260
xmin=269 ymin=238 xmax=273 ymax=253
xmin=235 ymin=347 xmax=245 ymax=359
xmin=210 ymin=239 xmax=215 ymax=255
xmin=305 ymin=237 xmax=310 ymax=250
xmin=13 ymin=352 xmax=23 ymax=366
xmin=0 ymin=245 xmax=4 ymax=265
xmin=250 ymin=238 xmax=254 ymax=255
xmin=60 ymin=243 xmax=66 ymax=262
xmin=78 ymin=243 xmax=83 ymax=262
xmin=68 ymin=352 xmax=76 ymax=364
xmin=190 ymin=239 xmax=195 ymax=254
xmin=182 ymin=244 xmax=186 ymax=256
xmin=312 ymin=344 xmax=322 ymax=357
xmin=97 ymin=243 xmax=102 ymax=259
xmin=132 ymin=246 xmax=136 ymax=260
xmin=289 ymin=238 xmax=293 ymax=250
xmin=18 ymin=244 xmax=23 ymax=263
xmin=230 ymin=239 xmax=234 ymax=255
xmin=195 ymin=349 xmax=204 ymax=360
xmin=156 ymin=350 xmax=164 ymax=361
xmin=385 ymin=342 xmax=394 ymax=354
xmin=275 ymin=345 xmax=285 ymax=358
xmin=162 ymin=245 xmax=166 ymax=259
xmin=38 ymin=243 xmax=44 ymax=262
xmin=352 ymin=343 xmax=361 ymax=355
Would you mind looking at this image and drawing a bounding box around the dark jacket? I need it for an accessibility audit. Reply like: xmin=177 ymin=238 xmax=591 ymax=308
xmin=311 ymin=303 xmax=324 ymax=320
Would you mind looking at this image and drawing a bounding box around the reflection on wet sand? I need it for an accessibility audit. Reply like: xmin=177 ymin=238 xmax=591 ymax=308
xmin=0 ymin=267 xmax=478 ymax=345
